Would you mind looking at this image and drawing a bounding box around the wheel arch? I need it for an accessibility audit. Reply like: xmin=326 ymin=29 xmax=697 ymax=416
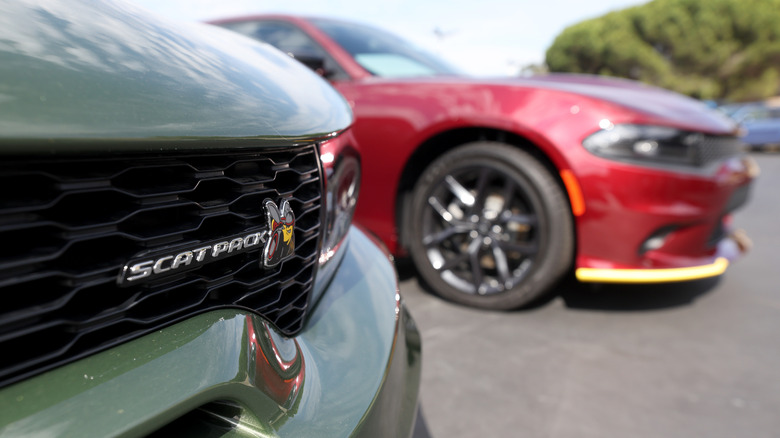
xmin=395 ymin=126 xmax=579 ymax=258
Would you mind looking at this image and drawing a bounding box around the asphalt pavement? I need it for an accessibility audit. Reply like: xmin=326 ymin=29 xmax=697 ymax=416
xmin=404 ymin=152 xmax=780 ymax=438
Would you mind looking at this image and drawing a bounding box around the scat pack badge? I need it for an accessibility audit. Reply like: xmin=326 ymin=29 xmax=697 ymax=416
xmin=262 ymin=198 xmax=295 ymax=268
xmin=118 ymin=198 xmax=296 ymax=286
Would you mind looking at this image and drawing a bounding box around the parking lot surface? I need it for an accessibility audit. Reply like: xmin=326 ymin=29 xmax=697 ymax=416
xmin=404 ymin=153 xmax=780 ymax=438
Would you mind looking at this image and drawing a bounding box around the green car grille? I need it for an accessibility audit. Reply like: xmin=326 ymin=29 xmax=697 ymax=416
xmin=0 ymin=146 xmax=322 ymax=388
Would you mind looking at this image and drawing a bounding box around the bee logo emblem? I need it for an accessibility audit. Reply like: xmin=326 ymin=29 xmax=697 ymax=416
xmin=263 ymin=199 xmax=296 ymax=267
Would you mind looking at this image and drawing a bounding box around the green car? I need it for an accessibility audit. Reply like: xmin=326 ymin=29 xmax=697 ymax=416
xmin=0 ymin=1 xmax=421 ymax=437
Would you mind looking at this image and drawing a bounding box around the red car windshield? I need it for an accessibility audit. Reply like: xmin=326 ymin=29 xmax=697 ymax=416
xmin=310 ymin=18 xmax=463 ymax=78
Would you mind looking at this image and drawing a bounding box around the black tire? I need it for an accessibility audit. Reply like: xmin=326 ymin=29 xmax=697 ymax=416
xmin=407 ymin=141 xmax=574 ymax=310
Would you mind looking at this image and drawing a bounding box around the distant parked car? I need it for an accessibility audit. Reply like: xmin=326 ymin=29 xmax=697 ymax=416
xmin=212 ymin=15 xmax=757 ymax=310
xmin=716 ymin=102 xmax=763 ymax=120
xmin=723 ymin=104 xmax=780 ymax=151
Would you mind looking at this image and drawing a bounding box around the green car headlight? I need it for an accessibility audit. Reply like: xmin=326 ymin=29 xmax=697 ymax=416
xmin=316 ymin=134 xmax=361 ymax=286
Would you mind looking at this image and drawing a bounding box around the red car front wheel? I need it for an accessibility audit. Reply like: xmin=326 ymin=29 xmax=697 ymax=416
xmin=408 ymin=141 xmax=574 ymax=310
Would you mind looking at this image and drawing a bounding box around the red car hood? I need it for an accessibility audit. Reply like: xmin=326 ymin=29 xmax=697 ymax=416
xmin=362 ymin=74 xmax=737 ymax=134
xmin=507 ymin=74 xmax=737 ymax=133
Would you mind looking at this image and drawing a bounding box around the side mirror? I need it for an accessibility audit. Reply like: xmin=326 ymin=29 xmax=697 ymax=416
xmin=289 ymin=53 xmax=329 ymax=78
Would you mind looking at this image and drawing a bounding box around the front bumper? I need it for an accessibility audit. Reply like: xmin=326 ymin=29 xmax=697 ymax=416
xmin=574 ymin=155 xmax=758 ymax=283
xmin=0 ymin=227 xmax=421 ymax=437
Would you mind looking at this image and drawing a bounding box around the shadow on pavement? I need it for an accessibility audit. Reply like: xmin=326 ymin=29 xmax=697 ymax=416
xmin=557 ymin=275 xmax=721 ymax=311
xmin=395 ymin=257 xmax=721 ymax=312
xmin=412 ymin=406 xmax=432 ymax=438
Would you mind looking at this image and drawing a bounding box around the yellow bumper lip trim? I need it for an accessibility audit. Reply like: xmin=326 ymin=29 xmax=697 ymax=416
xmin=575 ymin=257 xmax=729 ymax=283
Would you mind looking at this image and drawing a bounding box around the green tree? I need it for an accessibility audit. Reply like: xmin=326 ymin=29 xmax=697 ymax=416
xmin=545 ymin=0 xmax=780 ymax=101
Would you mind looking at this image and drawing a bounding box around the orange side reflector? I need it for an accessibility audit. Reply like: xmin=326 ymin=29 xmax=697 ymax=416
xmin=560 ymin=169 xmax=585 ymax=217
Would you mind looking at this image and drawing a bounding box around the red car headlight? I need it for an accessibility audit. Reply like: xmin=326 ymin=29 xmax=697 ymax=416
xmin=582 ymin=124 xmax=736 ymax=168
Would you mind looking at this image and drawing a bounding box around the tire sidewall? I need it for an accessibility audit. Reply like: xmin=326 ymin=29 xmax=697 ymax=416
xmin=408 ymin=141 xmax=574 ymax=310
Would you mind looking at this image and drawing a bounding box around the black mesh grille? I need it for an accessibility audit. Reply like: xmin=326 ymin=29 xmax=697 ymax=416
xmin=0 ymin=146 xmax=322 ymax=388
xmin=694 ymin=135 xmax=742 ymax=166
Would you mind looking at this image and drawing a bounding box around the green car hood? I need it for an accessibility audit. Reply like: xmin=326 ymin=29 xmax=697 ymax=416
xmin=0 ymin=0 xmax=352 ymax=150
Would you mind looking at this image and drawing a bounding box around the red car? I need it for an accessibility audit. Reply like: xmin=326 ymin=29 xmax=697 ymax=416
xmin=211 ymin=15 xmax=757 ymax=310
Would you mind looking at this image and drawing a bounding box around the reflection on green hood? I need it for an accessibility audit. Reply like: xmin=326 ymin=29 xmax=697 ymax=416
xmin=0 ymin=0 xmax=352 ymax=147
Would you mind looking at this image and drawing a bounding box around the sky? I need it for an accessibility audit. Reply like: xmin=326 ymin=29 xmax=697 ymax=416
xmin=130 ymin=0 xmax=648 ymax=76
